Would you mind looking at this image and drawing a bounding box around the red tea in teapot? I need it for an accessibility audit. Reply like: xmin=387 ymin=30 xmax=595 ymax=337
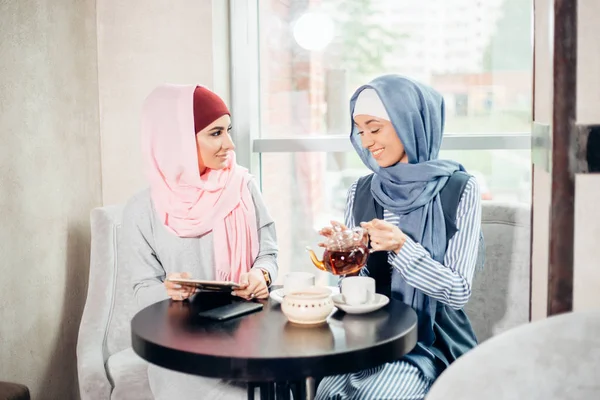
xmin=323 ymin=246 xmax=369 ymax=275
xmin=307 ymin=227 xmax=370 ymax=275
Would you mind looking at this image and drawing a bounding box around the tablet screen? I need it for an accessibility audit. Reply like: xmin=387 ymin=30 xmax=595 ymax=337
xmin=167 ymin=278 xmax=242 ymax=291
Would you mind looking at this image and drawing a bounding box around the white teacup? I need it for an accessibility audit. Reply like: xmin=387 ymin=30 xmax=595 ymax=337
xmin=341 ymin=276 xmax=375 ymax=306
xmin=283 ymin=272 xmax=316 ymax=295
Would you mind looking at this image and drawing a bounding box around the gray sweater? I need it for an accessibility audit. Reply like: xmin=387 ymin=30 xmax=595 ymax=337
xmin=122 ymin=180 xmax=278 ymax=310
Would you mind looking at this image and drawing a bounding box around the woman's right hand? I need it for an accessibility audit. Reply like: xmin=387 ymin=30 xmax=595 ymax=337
xmin=165 ymin=272 xmax=196 ymax=301
xmin=317 ymin=220 xmax=348 ymax=248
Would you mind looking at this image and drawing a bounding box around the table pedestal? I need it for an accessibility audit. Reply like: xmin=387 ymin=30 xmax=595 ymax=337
xmin=248 ymin=377 xmax=316 ymax=400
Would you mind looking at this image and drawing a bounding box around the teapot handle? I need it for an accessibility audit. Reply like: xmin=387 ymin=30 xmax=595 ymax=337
xmin=350 ymin=226 xmax=369 ymax=245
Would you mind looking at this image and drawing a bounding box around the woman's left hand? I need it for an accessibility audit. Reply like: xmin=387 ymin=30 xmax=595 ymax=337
xmin=232 ymin=268 xmax=269 ymax=300
xmin=360 ymin=219 xmax=407 ymax=254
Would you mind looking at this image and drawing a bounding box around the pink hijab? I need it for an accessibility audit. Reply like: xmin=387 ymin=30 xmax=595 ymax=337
xmin=141 ymin=84 xmax=259 ymax=282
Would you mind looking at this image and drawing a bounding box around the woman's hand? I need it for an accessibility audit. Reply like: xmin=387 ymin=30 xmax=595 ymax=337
xmin=165 ymin=272 xmax=197 ymax=301
xmin=360 ymin=219 xmax=406 ymax=254
xmin=232 ymin=268 xmax=269 ymax=300
xmin=317 ymin=220 xmax=348 ymax=248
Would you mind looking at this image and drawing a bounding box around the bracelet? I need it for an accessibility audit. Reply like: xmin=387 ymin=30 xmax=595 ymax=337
xmin=258 ymin=268 xmax=272 ymax=287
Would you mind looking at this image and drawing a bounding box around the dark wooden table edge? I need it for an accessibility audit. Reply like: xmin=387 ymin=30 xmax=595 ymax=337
xmin=131 ymin=304 xmax=418 ymax=382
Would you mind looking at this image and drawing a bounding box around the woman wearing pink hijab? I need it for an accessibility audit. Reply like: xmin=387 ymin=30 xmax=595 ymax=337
xmin=123 ymin=84 xmax=278 ymax=399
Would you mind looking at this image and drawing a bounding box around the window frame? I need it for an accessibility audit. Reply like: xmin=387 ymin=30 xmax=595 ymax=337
xmin=229 ymin=0 xmax=532 ymax=178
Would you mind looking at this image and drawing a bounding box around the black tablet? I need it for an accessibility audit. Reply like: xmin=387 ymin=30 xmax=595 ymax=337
xmin=196 ymin=302 xmax=264 ymax=321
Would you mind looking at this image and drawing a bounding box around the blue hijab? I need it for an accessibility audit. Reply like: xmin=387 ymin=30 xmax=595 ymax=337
xmin=351 ymin=75 xmax=466 ymax=351
xmin=350 ymin=74 xmax=463 ymax=264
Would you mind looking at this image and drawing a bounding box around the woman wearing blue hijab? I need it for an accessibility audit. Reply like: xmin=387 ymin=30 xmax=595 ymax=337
xmin=316 ymin=75 xmax=483 ymax=400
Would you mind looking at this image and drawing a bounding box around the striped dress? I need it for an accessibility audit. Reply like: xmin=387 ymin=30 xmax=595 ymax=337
xmin=316 ymin=176 xmax=482 ymax=400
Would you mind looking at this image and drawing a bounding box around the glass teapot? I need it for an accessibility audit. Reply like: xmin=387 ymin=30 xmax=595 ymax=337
xmin=306 ymin=226 xmax=369 ymax=275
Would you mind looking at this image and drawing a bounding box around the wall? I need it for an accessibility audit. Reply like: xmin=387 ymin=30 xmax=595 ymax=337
xmin=574 ymin=175 xmax=600 ymax=310
xmin=97 ymin=0 xmax=230 ymax=206
xmin=577 ymin=0 xmax=600 ymax=125
xmin=0 ymin=1 xmax=102 ymax=399
xmin=573 ymin=0 xmax=600 ymax=311
xmin=0 ymin=0 xmax=228 ymax=397
xmin=530 ymin=0 xmax=553 ymax=320
xmin=532 ymin=0 xmax=600 ymax=316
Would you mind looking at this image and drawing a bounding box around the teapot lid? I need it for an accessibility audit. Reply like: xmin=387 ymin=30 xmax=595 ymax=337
xmin=326 ymin=226 xmax=365 ymax=251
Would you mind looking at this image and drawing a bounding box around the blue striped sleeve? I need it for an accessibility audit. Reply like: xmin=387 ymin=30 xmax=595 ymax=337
xmin=388 ymin=177 xmax=482 ymax=309
xmin=343 ymin=181 xmax=372 ymax=278
xmin=343 ymin=181 xmax=358 ymax=229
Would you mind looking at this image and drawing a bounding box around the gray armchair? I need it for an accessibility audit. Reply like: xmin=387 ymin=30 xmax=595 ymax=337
xmin=0 ymin=381 xmax=30 ymax=400
xmin=77 ymin=205 xmax=152 ymax=400
xmin=426 ymin=200 xmax=535 ymax=399
xmin=465 ymin=200 xmax=531 ymax=341
xmin=426 ymin=311 xmax=600 ymax=399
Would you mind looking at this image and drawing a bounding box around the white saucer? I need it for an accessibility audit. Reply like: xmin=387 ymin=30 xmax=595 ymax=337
xmin=270 ymin=286 xmax=340 ymax=304
xmin=331 ymin=293 xmax=389 ymax=314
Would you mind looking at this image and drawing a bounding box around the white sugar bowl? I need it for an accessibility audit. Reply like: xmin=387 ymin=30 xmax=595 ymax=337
xmin=281 ymin=287 xmax=334 ymax=325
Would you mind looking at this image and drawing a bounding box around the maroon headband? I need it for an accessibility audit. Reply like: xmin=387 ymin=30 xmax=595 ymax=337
xmin=193 ymin=86 xmax=230 ymax=133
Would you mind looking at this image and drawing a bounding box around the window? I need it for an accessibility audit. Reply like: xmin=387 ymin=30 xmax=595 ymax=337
xmin=230 ymin=0 xmax=533 ymax=282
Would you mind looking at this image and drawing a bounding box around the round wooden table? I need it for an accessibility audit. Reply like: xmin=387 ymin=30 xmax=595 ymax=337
xmin=131 ymin=290 xmax=418 ymax=399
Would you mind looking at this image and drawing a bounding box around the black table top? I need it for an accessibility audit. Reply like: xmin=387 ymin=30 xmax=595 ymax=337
xmin=131 ymin=290 xmax=418 ymax=382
